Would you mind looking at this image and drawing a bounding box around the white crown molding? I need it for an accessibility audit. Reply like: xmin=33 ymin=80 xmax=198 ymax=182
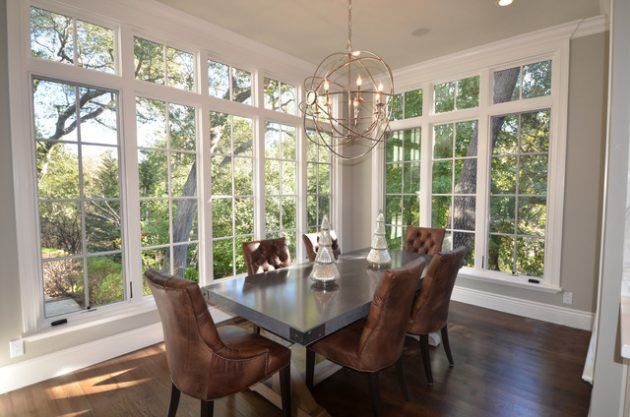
xmin=393 ymin=15 xmax=609 ymax=88
xmin=452 ymin=286 xmax=594 ymax=331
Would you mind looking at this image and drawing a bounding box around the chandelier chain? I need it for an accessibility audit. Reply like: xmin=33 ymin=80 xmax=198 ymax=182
xmin=347 ymin=0 xmax=352 ymax=52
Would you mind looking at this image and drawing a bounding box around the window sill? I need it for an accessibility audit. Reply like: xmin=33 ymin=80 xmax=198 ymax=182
xmin=458 ymin=268 xmax=562 ymax=294
xmin=22 ymin=297 xmax=233 ymax=343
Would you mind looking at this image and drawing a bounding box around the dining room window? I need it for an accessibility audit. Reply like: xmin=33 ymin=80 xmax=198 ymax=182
xmin=264 ymin=122 xmax=298 ymax=258
xmin=134 ymin=37 xmax=195 ymax=91
xmin=434 ymin=76 xmax=480 ymax=113
xmin=208 ymin=60 xmax=253 ymax=105
xmin=390 ymin=88 xmax=423 ymax=121
xmin=264 ymin=78 xmax=297 ymax=114
xmin=136 ymin=97 xmax=199 ymax=288
xmin=32 ymin=77 xmax=125 ymax=317
xmin=306 ymin=130 xmax=333 ymax=232
xmin=384 ymin=128 xmax=421 ymax=249
xmin=431 ymin=120 xmax=478 ymax=266
xmin=210 ymin=112 xmax=255 ymax=279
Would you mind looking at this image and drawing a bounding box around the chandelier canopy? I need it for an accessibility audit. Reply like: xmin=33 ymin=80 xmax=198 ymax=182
xmin=300 ymin=0 xmax=394 ymax=161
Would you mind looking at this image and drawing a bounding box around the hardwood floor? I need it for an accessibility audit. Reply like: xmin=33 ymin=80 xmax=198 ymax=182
xmin=0 ymin=302 xmax=592 ymax=417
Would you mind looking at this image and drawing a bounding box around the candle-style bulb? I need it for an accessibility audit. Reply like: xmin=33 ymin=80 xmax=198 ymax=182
xmin=323 ymin=79 xmax=330 ymax=91
xmin=356 ymin=75 xmax=362 ymax=87
xmin=377 ymin=82 xmax=384 ymax=92
xmin=353 ymin=98 xmax=359 ymax=107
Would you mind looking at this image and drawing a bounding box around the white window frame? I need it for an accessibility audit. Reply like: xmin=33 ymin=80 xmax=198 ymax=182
xmin=7 ymin=0 xmax=323 ymax=336
xmin=372 ymin=27 xmax=573 ymax=292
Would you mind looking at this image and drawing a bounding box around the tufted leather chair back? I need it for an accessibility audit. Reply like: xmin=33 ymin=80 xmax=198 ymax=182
xmin=408 ymin=247 xmax=467 ymax=335
xmin=302 ymin=231 xmax=341 ymax=262
xmin=145 ymin=270 xmax=226 ymax=399
xmin=404 ymin=226 xmax=446 ymax=255
xmin=242 ymin=237 xmax=292 ymax=277
xmin=357 ymin=259 xmax=427 ymax=371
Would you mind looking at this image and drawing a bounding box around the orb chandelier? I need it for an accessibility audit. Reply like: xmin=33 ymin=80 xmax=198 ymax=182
xmin=300 ymin=0 xmax=394 ymax=161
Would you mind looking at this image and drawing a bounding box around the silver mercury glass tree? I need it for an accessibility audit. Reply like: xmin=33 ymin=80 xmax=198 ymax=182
xmin=310 ymin=215 xmax=340 ymax=284
xmin=366 ymin=210 xmax=391 ymax=267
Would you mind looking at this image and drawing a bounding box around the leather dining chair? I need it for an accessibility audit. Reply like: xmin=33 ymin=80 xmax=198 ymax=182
xmin=145 ymin=270 xmax=292 ymax=417
xmin=242 ymin=236 xmax=292 ymax=277
xmin=305 ymin=260 xmax=427 ymax=417
xmin=302 ymin=231 xmax=341 ymax=262
xmin=404 ymin=226 xmax=446 ymax=256
xmin=407 ymin=247 xmax=467 ymax=386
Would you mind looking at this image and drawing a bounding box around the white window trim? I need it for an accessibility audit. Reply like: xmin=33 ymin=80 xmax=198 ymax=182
xmin=371 ymin=18 xmax=608 ymax=291
xmin=7 ymin=0 xmax=320 ymax=335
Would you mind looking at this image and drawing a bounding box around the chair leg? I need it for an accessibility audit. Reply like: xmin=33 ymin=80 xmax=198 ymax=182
xmin=200 ymin=400 xmax=213 ymax=417
xmin=167 ymin=383 xmax=180 ymax=417
xmin=305 ymin=348 xmax=315 ymax=391
xmin=367 ymin=373 xmax=381 ymax=417
xmin=395 ymin=357 xmax=410 ymax=401
xmin=280 ymin=366 xmax=292 ymax=417
xmin=419 ymin=335 xmax=433 ymax=386
xmin=253 ymin=325 xmax=261 ymax=335
xmin=441 ymin=325 xmax=454 ymax=367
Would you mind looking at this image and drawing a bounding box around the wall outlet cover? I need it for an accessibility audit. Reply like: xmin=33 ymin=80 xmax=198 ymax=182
xmin=562 ymin=291 xmax=573 ymax=305
xmin=9 ymin=339 xmax=24 ymax=358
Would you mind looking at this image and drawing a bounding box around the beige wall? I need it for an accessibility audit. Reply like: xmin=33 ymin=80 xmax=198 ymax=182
xmin=341 ymin=32 xmax=609 ymax=313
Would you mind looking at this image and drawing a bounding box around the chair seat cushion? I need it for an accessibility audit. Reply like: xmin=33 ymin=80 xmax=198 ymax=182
xmin=309 ymin=320 xmax=372 ymax=372
xmin=218 ymin=325 xmax=291 ymax=376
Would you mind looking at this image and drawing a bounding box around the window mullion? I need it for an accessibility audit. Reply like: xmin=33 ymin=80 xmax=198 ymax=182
xmin=475 ymin=69 xmax=491 ymax=271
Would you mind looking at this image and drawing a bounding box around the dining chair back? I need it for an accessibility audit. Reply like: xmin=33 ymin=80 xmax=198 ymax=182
xmin=404 ymin=226 xmax=446 ymax=255
xmin=302 ymin=230 xmax=341 ymax=262
xmin=242 ymin=237 xmax=291 ymax=277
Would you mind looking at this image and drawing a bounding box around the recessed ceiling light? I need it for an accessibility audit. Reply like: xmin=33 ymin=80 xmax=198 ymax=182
xmin=497 ymin=0 xmax=514 ymax=6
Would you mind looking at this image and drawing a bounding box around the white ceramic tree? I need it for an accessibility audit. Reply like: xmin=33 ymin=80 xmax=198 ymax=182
xmin=366 ymin=210 xmax=391 ymax=266
xmin=310 ymin=215 xmax=340 ymax=284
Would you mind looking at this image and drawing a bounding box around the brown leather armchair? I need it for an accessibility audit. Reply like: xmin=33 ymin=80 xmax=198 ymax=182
xmin=302 ymin=231 xmax=341 ymax=262
xmin=145 ymin=270 xmax=291 ymax=417
xmin=404 ymin=226 xmax=446 ymax=255
xmin=407 ymin=247 xmax=467 ymax=385
xmin=305 ymin=260 xmax=427 ymax=417
xmin=242 ymin=237 xmax=292 ymax=277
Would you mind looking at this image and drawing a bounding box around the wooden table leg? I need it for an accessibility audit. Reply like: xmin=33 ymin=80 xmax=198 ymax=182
xmin=251 ymin=343 xmax=339 ymax=417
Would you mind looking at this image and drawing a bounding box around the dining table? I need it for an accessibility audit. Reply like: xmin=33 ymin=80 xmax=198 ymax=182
xmin=202 ymin=247 xmax=429 ymax=417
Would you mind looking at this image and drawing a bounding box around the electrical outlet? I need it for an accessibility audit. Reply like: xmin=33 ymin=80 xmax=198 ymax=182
xmin=9 ymin=339 xmax=24 ymax=358
xmin=562 ymin=291 xmax=573 ymax=305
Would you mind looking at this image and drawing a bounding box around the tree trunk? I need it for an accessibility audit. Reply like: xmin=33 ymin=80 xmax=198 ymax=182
xmin=172 ymin=162 xmax=197 ymax=278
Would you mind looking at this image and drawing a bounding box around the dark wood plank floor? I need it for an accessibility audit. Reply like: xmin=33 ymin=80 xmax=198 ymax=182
xmin=0 ymin=302 xmax=592 ymax=417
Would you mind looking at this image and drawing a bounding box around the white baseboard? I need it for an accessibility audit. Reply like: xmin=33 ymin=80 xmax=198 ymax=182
xmin=452 ymin=285 xmax=594 ymax=331
xmin=0 ymin=307 xmax=234 ymax=395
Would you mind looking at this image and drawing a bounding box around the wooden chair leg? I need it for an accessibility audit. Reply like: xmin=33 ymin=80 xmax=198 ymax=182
xmin=441 ymin=325 xmax=454 ymax=367
xmin=367 ymin=373 xmax=381 ymax=417
xmin=253 ymin=325 xmax=261 ymax=335
xmin=419 ymin=335 xmax=433 ymax=386
xmin=280 ymin=366 xmax=292 ymax=417
xmin=305 ymin=348 xmax=315 ymax=391
xmin=167 ymin=383 xmax=180 ymax=417
xmin=200 ymin=400 xmax=214 ymax=417
xmin=395 ymin=357 xmax=410 ymax=401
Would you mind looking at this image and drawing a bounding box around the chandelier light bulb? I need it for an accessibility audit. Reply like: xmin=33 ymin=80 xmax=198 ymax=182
xmin=323 ymin=79 xmax=330 ymax=91
xmin=356 ymin=75 xmax=362 ymax=87
xmin=377 ymin=82 xmax=384 ymax=91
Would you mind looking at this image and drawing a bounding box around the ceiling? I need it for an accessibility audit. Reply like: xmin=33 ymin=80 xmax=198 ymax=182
xmin=155 ymin=0 xmax=603 ymax=69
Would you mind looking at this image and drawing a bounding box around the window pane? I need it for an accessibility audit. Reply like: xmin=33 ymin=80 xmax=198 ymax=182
xmin=233 ymin=117 xmax=254 ymax=157
xmin=390 ymin=93 xmax=403 ymax=120
xmin=493 ymin=67 xmax=520 ymax=103
xmin=232 ymin=68 xmax=252 ymax=104
xmin=454 ymin=159 xmax=476 ymax=194
xmin=174 ymin=243 xmax=198 ymax=281
xmin=140 ymin=199 xmax=169 ymax=246
xmin=385 ymin=226 xmax=403 ymax=250
xmin=169 ymin=104 xmax=196 ymax=151
xmin=30 ymin=8 xmax=74 ymax=65
xmin=213 ymin=239 xmax=234 ymax=279
xmin=166 ymin=47 xmax=194 ymax=91
xmin=208 ymin=61 xmax=230 ymax=99
xmin=519 ymin=154 xmax=548 ymax=195
xmin=39 ymin=201 xmax=82 ymax=257
xmin=82 ymin=145 xmax=119 ymax=198
xmin=489 ymin=197 xmax=515 ymax=234
xmin=280 ymin=82 xmax=297 ymax=114
xmin=431 ymin=196 xmax=451 ymax=228
xmin=453 ymin=197 xmax=475 ymax=231
xmin=520 ymin=110 xmax=550 ymax=153
xmin=85 ymin=200 xmax=122 ymax=252
xmin=33 ymin=79 xmax=77 ymax=142
xmin=43 ymin=258 xmax=84 ymax=317
xmin=142 ymin=248 xmax=170 ymax=278
xmin=522 ymin=60 xmax=552 ymax=99
xmin=136 ymin=98 xmax=167 ymax=149
xmin=492 ymin=114 xmax=519 ymax=154
xmin=138 ymin=150 xmax=168 ymax=197
xmin=433 ymin=123 xmax=453 ymax=159
xmin=386 ymin=131 xmax=403 ymax=162
xmin=264 ymin=78 xmax=280 ymax=110
xmin=404 ymin=129 xmax=421 ymax=161
xmin=234 ymin=157 xmax=254 ymax=196
xmin=79 ymin=88 xmax=118 ymax=146
xmin=171 ymin=152 xmax=196 ymax=197
xmin=76 ymin=20 xmax=115 ymax=73
xmin=265 ymin=197 xmax=281 ymax=231
xmin=403 ymin=195 xmax=420 ymax=226
xmin=453 ymin=232 xmax=475 ymax=266
xmin=385 ymin=196 xmax=402 ymax=226
xmin=404 ymin=89 xmax=422 ymax=118
xmin=455 ymin=120 xmax=478 ymax=158
xmin=36 ymin=143 xmax=79 ymax=199
xmin=212 ymin=198 xmax=232 ymax=238
xmin=386 ymin=163 xmax=402 ymax=193
xmin=434 ymin=82 xmax=455 ymax=113
xmin=456 ymin=76 xmax=479 ymax=109
xmin=488 ymin=235 xmax=515 ymax=274
xmin=172 ymin=199 xmax=198 ymax=243
xmin=490 ymin=156 xmax=517 ymax=194
xmin=87 ymin=254 xmax=123 ymax=307
xmin=134 ymin=37 xmax=164 ymax=85
xmin=403 ymin=162 xmax=420 ymax=194
xmin=234 ymin=198 xmax=255 ymax=235
xmin=235 ymin=236 xmax=252 ymax=274
xmin=517 ymin=197 xmax=546 ymax=236
xmin=516 ymin=238 xmax=545 ymax=277
xmin=432 ymin=160 xmax=452 ymax=194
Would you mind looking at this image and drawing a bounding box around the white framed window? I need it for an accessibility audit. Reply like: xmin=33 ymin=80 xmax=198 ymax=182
xmin=9 ymin=0 xmax=327 ymax=333
xmin=264 ymin=77 xmax=297 ymax=114
xmin=390 ymin=88 xmax=423 ymax=121
xmin=306 ymin=130 xmax=333 ymax=233
xmin=375 ymin=35 xmax=569 ymax=291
